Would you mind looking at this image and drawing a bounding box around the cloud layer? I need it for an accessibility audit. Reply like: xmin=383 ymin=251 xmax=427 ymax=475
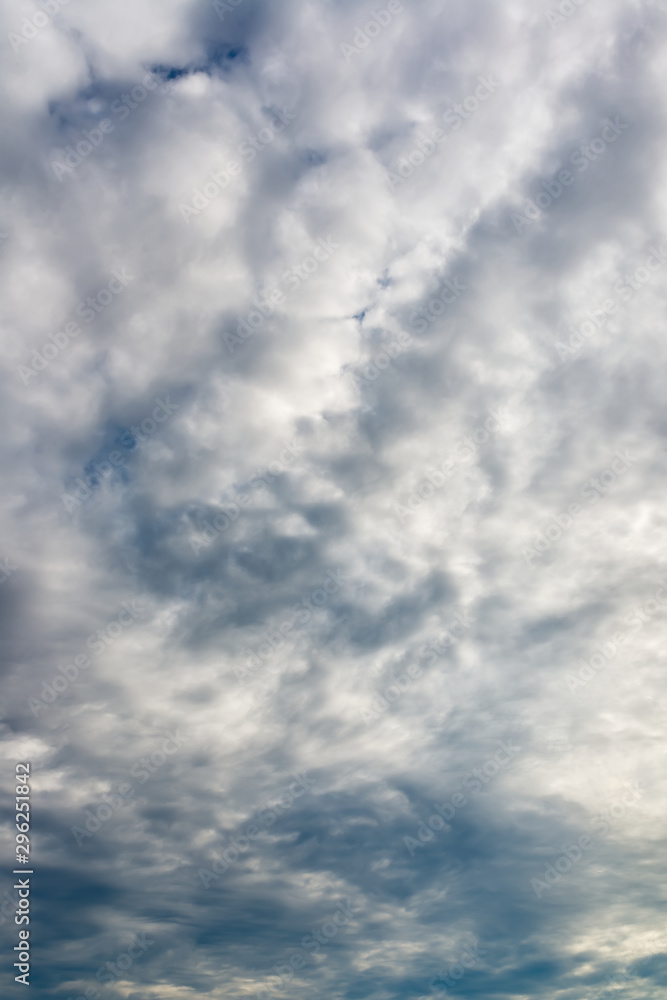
xmin=2 ymin=1 xmax=667 ymax=998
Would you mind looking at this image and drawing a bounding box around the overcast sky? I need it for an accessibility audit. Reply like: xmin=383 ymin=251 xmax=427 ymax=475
xmin=1 ymin=0 xmax=667 ymax=998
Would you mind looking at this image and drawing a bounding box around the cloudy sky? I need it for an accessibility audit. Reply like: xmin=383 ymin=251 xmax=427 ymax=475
xmin=2 ymin=0 xmax=667 ymax=997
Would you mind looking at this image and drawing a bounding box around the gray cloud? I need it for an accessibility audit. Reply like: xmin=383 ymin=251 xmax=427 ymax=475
xmin=1 ymin=0 xmax=666 ymax=998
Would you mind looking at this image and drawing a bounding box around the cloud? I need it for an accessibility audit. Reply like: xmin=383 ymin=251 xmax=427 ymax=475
xmin=1 ymin=0 xmax=667 ymax=997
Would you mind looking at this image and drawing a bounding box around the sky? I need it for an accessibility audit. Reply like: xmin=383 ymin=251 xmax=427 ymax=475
xmin=1 ymin=0 xmax=667 ymax=998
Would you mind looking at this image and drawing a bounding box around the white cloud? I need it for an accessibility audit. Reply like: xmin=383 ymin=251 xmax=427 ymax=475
xmin=1 ymin=0 xmax=667 ymax=997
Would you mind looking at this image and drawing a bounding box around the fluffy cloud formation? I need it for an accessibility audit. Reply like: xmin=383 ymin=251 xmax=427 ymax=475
xmin=1 ymin=0 xmax=667 ymax=998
